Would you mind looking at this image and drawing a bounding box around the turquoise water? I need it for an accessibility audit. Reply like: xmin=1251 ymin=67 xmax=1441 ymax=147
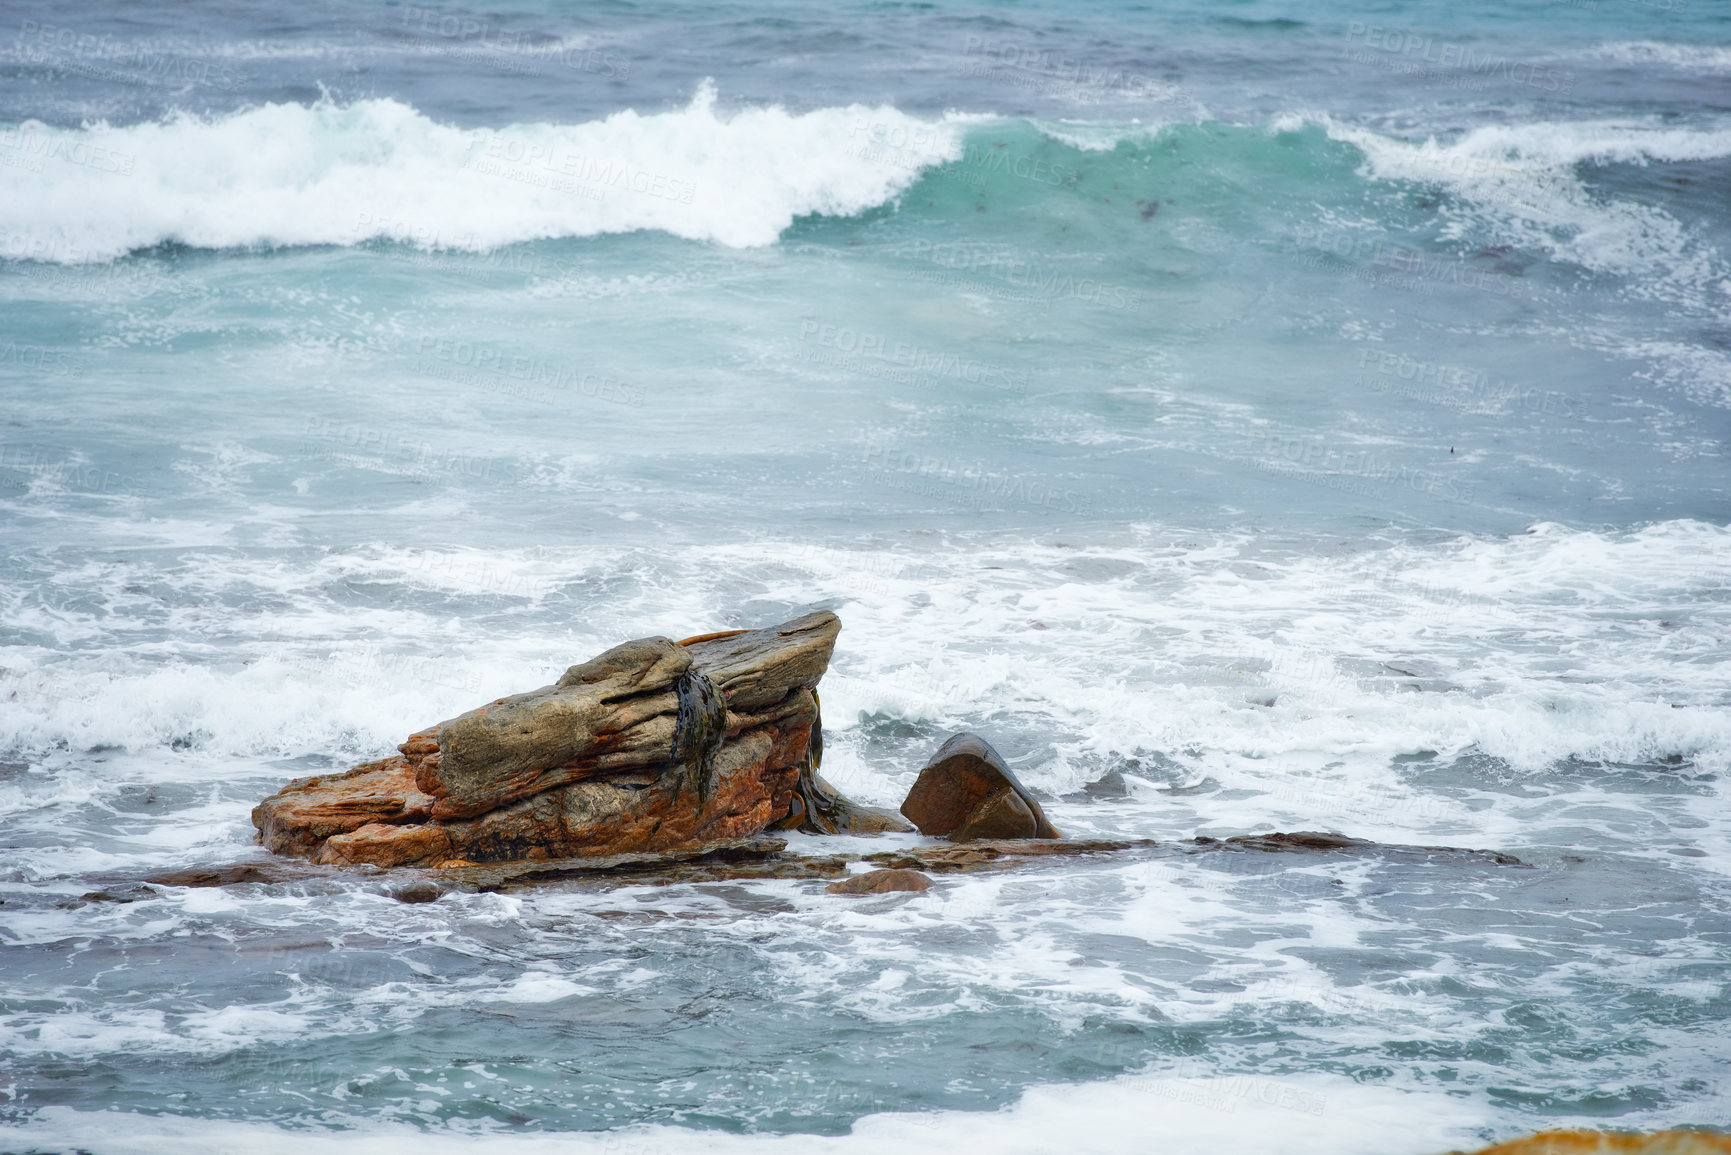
xmin=2 ymin=2 xmax=1730 ymax=1152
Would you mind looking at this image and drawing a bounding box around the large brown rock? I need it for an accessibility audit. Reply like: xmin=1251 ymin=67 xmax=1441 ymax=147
xmin=901 ymin=732 xmax=1061 ymax=842
xmin=254 ymin=611 xmax=892 ymax=866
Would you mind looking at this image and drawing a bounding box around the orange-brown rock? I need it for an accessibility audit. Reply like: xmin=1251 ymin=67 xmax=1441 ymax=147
xmin=253 ymin=611 xmax=898 ymax=866
xmin=827 ymin=868 xmax=933 ymax=894
xmin=252 ymin=757 xmax=436 ymax=857
xmin=1459 ymin=1132 xmax=1731 ymax=1154
xmin=317 ymin=821 xmax=452 ymax=867
xmin=901 ymin=732 xmax=1060 ymax=842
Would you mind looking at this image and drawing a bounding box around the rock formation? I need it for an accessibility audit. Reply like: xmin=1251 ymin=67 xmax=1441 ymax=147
xmin=253 ymin=611 xmax=905 ymax=867
xmin=252 ymin=618 xmax=1536 ymax=881
xmin=900 ymin=732 xmax=1061 ymax=841
xmin=827 ymin=868 xmax=933 ymax=894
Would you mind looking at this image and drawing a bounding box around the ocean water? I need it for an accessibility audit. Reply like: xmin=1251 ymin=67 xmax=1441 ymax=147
xmin=2 ymin=0 xmax=1730 ymax=1151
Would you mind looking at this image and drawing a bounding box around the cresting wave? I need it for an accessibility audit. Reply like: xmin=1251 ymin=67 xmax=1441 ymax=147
xmin=0 ymin=83 xmax=962 ymax=261
xmin=5 ymin=95 xmax=1727 ymax=278
xmin=1281 ymin=112 xmax=1731 ymax=318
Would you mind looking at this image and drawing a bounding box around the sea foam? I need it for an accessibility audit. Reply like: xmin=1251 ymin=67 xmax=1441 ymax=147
xmin=0 ymin=83 xmax=962 ymax=261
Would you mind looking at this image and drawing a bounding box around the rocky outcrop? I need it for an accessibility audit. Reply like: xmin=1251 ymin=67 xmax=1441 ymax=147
xmin=252 ymin=611 xmax=903 ymax=866
xmin=901 ymin=732 xmax=1061 ymax=841
xmin=252 ymin=624 xmax=1540 ymax=877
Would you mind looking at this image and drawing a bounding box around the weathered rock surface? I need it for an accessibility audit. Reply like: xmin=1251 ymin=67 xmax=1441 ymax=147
xmin=253 ymin=611 xmax=899 ymax=866
xmin=1192 ymin=830 xmax=1527 ymax=867
xmin=901 ymin=732 xmax=1061 ymax=841
xmin=827 ymin=868 xmax=933 ymax=894
xmin=431 ymin=836 xmax=849 ymax=890
xmin=866 ymin=838 xmax=1153 ymax=873
xmin=83 ymin=824 xmax=1533 ymax=906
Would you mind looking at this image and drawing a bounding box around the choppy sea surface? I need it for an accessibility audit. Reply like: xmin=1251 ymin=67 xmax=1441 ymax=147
xmin=2 ymin=1 xmax=1730 ymax=1151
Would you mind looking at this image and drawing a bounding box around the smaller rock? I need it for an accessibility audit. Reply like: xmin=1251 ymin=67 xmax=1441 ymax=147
xmin=391 ymin=882 xmax=443 ymax=904
xmin=145 ymin=864 xmax=283 ymax=888
xmin=901 ymin=733 xmax=1061 ymax=842
xmin=75 ymin=886 xmax=157 ymax=905
xmin=827 ymin=868 xmax=933 ymax=895
xmin=864 ymin=838 xmax=1151 ymax=874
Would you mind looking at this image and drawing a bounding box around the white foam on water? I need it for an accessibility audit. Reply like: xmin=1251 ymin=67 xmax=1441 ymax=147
xmin=2 ymin=520 xmax=1727 ymax=871
xmin=1310 ymin=115 xmax=1731 ymax=309
xmin=0 ymin=1072 xmax=1496 ymax=1154
xmin=0 ymin=83 xmax=962 ymax=261
xmin=1578 ymin=42 xmax=1731 ymax=71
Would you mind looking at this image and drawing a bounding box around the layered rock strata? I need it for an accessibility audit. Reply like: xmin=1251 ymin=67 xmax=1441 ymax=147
xmin=253 ymin=611 xmax=904 ymax=867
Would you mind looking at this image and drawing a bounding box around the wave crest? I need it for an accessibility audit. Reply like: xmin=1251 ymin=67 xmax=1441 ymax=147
xmin=0 ymin=82 xmax=962 ymax=262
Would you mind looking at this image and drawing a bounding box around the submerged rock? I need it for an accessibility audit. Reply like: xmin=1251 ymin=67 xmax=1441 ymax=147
xmin=253 ymin=611 xmax=896 ymax=866
xmin=96 ymin=826 xmax=1531 ymax=899
xmin=827 ymin=868 xmax=932 ymax=894
xmin=900 ymin=732 xmax=1061 ymax=841
xmin=866 ymin=838 xmax=1153 ymax=873
xmin=1192 ymin=830 xmax=1526 ymax=867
